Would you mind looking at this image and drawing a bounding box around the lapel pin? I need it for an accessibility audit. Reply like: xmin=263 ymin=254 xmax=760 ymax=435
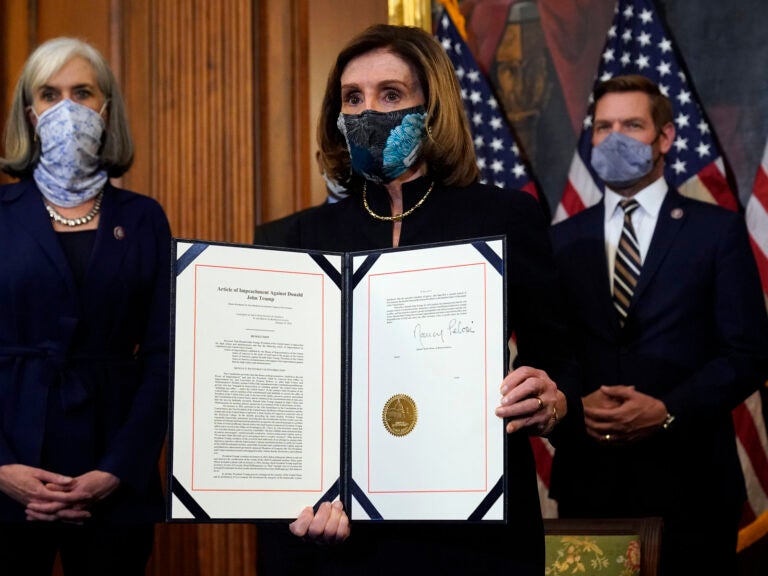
xmin=113 ymin=226 xmax=126 ymax=240
xmin=670 ymin=208 xmax=684 ymax=220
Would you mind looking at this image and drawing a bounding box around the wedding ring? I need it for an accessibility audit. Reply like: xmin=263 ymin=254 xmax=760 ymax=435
xmin=535 ymin=397 xmax=544 ymax=411
xmin=539 ymin=404 xmax=559 ymax=437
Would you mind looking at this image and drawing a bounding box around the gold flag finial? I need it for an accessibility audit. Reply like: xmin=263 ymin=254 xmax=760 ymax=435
xmin=388 ymin=0 xmax=432 ymax=32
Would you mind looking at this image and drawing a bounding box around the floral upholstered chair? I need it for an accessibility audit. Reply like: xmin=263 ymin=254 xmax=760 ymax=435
xmin=544 ymin=517 xmax=663 ymax=576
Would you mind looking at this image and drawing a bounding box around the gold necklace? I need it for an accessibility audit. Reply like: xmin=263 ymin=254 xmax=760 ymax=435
xmin=45 ymin=191 xmax=104 ymax=227
xmin=362 ymin=180 xmax=434 ymax=222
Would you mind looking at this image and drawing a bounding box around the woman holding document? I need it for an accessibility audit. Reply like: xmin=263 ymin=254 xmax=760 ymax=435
xmin=254 ymin=24 xmax=581 ymax=575
xmin=0 ymin=37 xmax=170 ymax=574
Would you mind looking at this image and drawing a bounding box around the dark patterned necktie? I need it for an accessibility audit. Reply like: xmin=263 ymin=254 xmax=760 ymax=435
xmin=613 ymin=199 xmax=641 ymax=326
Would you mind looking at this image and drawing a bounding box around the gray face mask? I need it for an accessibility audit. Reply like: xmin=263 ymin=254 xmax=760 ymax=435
xmin=590 ymin=131 xmax=655 ymax=189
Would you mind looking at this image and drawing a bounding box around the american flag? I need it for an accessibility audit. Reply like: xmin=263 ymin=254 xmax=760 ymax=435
xmin=751 ymin=147 xmax=768 ymax=299
xmin=555 ymin=0 xmax=736 ymax=222
xmin=434 ymin=6 xmax=539 ymax=201
xmin=740 ymin=144 xmax=768 ymax=547
xmin=555 ymin=0 xmax=768 ymax=547
xmin=435 ymin=2 xmax=556 ymax=517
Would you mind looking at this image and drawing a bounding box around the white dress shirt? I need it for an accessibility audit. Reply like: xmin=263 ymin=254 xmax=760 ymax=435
xmin=604 ymin=176 xmax=668 ymax=289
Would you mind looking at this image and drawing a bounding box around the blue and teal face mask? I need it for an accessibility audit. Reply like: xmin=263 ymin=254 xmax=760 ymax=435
xmin=337 ymin=105 xmax=427 ymax=184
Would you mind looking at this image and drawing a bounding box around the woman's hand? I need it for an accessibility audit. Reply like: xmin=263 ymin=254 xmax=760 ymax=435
xmin=25 ymin=469 xmax=120 ymax=522
xmin=495 ymin=365 xmax=566 ymax=435
xmin=289 ymin=500 xmax=350 ymax=545
xmin=0 ymin=463 xmax=73 ymax=508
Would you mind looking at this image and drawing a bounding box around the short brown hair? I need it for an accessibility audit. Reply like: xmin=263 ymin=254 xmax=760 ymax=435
xmin=317 ymin=24 xmax=479 ymax=188
xmin=593 ymin=74 xmax=674 ymax=133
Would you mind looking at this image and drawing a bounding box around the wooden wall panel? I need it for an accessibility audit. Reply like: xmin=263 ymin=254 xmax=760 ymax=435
xmin=120 ymin=0 xmax=153 ymax=199
xmin=148 ymin=522 xmax=257 ymax=576
xmin=36 ymin=0 xmax=111 ymax=53
xmin=255 ymin=0 xmax=303 ymax=224
xmin=257 ymin=0 xmax=387 ymax=223
xmin=0 ymin=1 xmax=32 ymax=166
xmin=121 ymin=0 xmax=255 ymax=244
xmin=305 ymin=0 xmax=388 ymax=208
xmin=121 ymin=1 xmax=258 ymax=573
xmin=0 ymin=2 xmax=30 ymax=185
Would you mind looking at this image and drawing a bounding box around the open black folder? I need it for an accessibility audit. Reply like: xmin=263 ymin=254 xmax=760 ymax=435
xmin=168 ymin=235 xmax=507 ymax=523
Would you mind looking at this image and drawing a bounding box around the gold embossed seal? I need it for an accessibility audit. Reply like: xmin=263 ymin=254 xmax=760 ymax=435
xmin=382 ymin=394 xmax=417 ymax=437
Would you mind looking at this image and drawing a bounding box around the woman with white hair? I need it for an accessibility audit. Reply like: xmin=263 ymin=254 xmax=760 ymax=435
xmin=0 ymin=37 xmax=170 ymax=575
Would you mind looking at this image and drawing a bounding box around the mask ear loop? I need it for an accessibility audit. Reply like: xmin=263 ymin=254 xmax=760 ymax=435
xmin=26 ymin=106 xmax=40 ymax=143
xmin=425 ymin=108 xmax=434 ymax=141
xmin=98 ymin=98 xmax=111 ymax=125
xmin=335 ymin=112 xmax=355 ymax=184
xmin=423 ymin=119 xmax=434 ymax=175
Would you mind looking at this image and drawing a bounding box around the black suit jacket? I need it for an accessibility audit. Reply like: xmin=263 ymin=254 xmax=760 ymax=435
xmin=548 ymin=188 xmax=768 ymax=522
xmin=255 ymin=176 xmax=582 ymax=576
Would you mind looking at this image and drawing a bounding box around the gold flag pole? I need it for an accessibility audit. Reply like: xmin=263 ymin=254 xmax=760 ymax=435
xmin=388 ymin=0 xmax=432 ymax=32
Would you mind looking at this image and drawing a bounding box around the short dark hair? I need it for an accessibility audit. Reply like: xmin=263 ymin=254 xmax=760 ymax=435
xmin=593 ymin=74 xmax=674 ymax=133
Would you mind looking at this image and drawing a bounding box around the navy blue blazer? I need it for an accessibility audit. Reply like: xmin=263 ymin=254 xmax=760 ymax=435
xmin=0 ymin=178 xmax=171 ymax=523
xmin=548 ymin=188 xmax=768 ymax=521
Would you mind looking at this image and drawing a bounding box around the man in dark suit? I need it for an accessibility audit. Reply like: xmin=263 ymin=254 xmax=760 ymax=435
xmin=548 ymin=74 xmax=768 ymax=575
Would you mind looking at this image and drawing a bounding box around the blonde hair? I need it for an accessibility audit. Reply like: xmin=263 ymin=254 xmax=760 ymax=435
xmin=317 ymin=24 xmax=479 ymax=188
xmin=1 ymin=37 xmax=133 ymax=177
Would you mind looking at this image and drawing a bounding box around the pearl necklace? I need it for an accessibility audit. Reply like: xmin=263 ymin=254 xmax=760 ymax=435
xmin=362 ymin=180 xmax=434 ymax=222
xmin=45 ymin=192 xmax=104 ymax=227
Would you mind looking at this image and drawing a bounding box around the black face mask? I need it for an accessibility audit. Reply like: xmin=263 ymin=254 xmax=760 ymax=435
xmin=337 ymin=105 xmax=427 ymax=183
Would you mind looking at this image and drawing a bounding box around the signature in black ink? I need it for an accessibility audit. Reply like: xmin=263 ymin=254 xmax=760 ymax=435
xmin=413 ymin=324 xmax=445 ymax=347
xmin=413 ymin=319 xmax=475 ymax=347
xmin=448 ymin=318 xmax=475 ymax=336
